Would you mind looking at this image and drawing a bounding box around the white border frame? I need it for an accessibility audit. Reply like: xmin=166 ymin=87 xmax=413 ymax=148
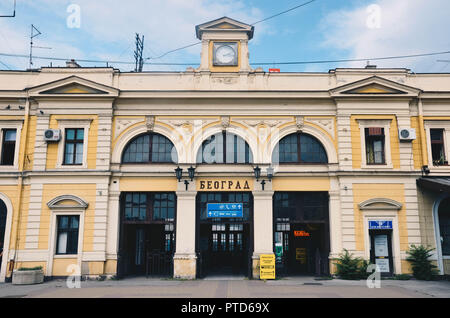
xmin=0 ymin=120 xmax=23 ymax=171
xmin=358 ymin=119 xmax=393 ymax=169
xmin=47 ymin=209 xmax=85 ymax=277
xmin=0 ymin=193 xmax=14 ymax=282
xmin=362 ymin=212 xmax=402 ymax=275
xmin=56 ymin=119 xmax=92 ymax=169
xmin=424 ymin=120 xmax=450 ymax=170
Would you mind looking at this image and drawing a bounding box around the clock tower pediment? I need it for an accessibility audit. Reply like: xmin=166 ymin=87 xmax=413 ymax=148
xmin=195 ymin=17 xmax=254 ymax=73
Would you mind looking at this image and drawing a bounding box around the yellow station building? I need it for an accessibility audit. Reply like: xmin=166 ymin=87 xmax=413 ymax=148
xmin=0 ymin=17 xmax=449 ymax=281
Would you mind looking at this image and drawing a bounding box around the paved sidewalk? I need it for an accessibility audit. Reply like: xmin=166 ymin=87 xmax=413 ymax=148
xmin=0 ymin=276 xmax=449 ymax=298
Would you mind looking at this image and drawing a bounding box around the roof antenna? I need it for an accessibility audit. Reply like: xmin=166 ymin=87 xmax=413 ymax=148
xmin=28 ymin=24 xmax=52 ymax=70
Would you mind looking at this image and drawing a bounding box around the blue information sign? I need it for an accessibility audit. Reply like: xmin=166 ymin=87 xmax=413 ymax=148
xmin=207 ymin=203 xmax=243 ymax=218
xmin=369 ymin=220 xmax=393 ymax=230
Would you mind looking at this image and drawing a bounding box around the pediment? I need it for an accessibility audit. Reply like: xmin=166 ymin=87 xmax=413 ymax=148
xmin=330 ymin=76 xmax=421 ymax=97
xmin=27 ymin=75 xmax=119 ymax=97
xmin=47 ymin=195 xmax=89 ymax=210
xmin=196 ymin=17 xmax=254 ymax=39
xmin=358 ymin=198 xmax=403 ymax=211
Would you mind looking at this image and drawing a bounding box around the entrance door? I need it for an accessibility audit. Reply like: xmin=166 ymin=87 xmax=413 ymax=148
xmin=196 ymin=192 xmax=253 ymax=278
xmin=209 ymin=223 xmax=247 ymax=275
xmin=118 ymin=192 xmax=176 ymax=278
xmin=369 ymin=230 xmax=394 ymax=276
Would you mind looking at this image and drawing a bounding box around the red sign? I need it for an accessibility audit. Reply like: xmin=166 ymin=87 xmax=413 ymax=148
xmin=269 ymin=68 xmax=280 ymax=73
xmin=294 ymin=230 xmax=310 ymax=237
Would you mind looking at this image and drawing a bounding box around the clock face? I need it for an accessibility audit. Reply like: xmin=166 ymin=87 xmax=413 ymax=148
xmin=213 ymin=42 xmax=238 ymax=66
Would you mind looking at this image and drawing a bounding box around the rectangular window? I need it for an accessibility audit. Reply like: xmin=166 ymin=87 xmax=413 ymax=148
xmin=56 ymin=215 xmax=79 ymax=255
xmin=64 ymin=128 xmax=84 ymax=165
xmin=1 ymin=129 xmax=16 ymax=166
xmin=365 ymin=127 xmax=385 ymax=165
xmin=430 ymin=129 xmax=447 ymax=165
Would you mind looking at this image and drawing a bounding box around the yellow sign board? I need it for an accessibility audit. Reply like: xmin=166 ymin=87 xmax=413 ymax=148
xmin=296 ymin=248 xmax=307 ymax=264
xmin=260 ymin=254 xmax=275 ymax=280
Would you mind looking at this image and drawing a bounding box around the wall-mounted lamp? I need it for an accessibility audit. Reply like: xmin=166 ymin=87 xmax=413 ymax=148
xmin=175 ymin=166 xmax=196 ymax=191
xmin=253 ymin=165 xmax=274 ymax=191
xmin=421 ymin=165 xmax=430 ymax=176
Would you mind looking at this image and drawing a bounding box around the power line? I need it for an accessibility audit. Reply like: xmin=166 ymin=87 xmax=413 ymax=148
xmin=251 ymin=0 xmax=317 ymax=25
xmin=250 ymin=51 xmax=450 ymax=65
xmin=1 ymin=50 xmax=450 ymax=69
xmin=145 ymin=0 xmax=318 ymax=61
xmin=0 ymin=60 xmax=10 ymax=70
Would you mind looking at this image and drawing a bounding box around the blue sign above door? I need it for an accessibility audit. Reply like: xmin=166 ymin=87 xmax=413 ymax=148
xmin=207 ymin=203 xmax=243 ymax=218
xmin=369 ymin=220 xmax=393 ymax=230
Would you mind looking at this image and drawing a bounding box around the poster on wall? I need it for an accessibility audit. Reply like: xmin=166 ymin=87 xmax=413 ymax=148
xmin=375 ymin=258 xmax=390 ymax=273
xmin=374 ymin=235 xmax=389 ymax=257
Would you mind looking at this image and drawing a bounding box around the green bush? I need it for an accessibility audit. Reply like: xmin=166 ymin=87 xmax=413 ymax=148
xmin=17 ymin=266 xmax=43 ymax=271
xmin=334 ymin=249 xmax=369 ymax=280
xmin=406 ymin=245 xmax=439 ymax=280
xmin=393 ymin=274 xmax=412 ymax=280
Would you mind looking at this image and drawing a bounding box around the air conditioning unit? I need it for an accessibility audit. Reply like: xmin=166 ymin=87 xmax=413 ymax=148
xmin=399 ymin=128 xmax=416 ymax=141
xmin=44 ymin=129 xmax=61 ymax=142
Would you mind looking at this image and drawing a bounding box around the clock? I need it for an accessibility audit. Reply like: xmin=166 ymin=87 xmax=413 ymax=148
xmin=213 ymin=42 xmax=238 ymax=66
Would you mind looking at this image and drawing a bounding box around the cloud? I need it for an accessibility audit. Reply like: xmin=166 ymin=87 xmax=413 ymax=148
xmin=0 ymin=0 xmax=264 ymax=71
xmin=319 ymin=0 xmax=450 ymax=72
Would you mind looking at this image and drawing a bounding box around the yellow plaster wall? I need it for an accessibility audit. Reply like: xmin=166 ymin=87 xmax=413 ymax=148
xmin=39 ymin=184 xmax=97 ymax=252
xmin=23 ymin=116 xmax=36 ymax=171
xmin=353 ymin=183 xmax=408 ymax=252
xmin=119 ymin=177 xmax=177 ymax=192
xmin=350 ymin=115 xmax=400 ymax=169
xmin=410 ymin=116 xmax=424 ymax=169
xmin=46 ymin=115 xmax=98 ymax=170
xmin=88 ymin=261 xmax=105 ymax=275
xmin=104 ymin=260 xmax=117 ymax=275
xmin=272 ymin=177 xmax=330 ymax=191
xmin=52 ymin=258 xmax=77 ymax=276
xmin=17 ymin=185 xmax=30 ymax=250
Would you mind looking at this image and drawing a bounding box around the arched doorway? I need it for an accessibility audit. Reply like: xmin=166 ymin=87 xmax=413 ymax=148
xmin=436 ymin=196 xmax=450 ymax=275
xmin=0 ymin=199 xmax=7 ymax=274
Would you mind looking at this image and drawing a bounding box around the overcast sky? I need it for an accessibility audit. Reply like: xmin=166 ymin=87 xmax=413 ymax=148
xmin=0 ymin=0 xmax=449 ymax=72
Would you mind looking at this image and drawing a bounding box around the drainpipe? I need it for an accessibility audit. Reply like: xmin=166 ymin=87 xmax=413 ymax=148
xmin=9 ymin=97 xmax=31 ymax=273
xmin=417 ymin=95 xmax=428 ymax=167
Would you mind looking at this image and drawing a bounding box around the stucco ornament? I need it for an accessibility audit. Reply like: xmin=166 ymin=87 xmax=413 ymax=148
xmin=146 ymin=115 xmax=155 ymax=131
xmin=296 ymin=116 xmax=305 ymax=132
xmin=221 ymin=116 xmax=231 ymax=130
xmin=305 ymin=117 xmax=335 ymax=138
xmin=114 ymin=118 xmax=144 ymax=139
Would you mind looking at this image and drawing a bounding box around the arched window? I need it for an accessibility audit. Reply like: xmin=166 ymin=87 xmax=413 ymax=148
xmin=273 ymin=133 xmax=328 ymax=164
xmin=197 ymin=131 xmax=252 ymax=164
xmin=439 ymin=197 xmax=450 ymax=256
xmin=122 ymin=133 xmax=177 ymax=164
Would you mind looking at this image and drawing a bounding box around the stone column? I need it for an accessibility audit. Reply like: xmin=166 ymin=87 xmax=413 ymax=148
xmin=173 ymin=183 xmax=197 ymax=279
xmin=328 ymin=178 xmax=343 ymax=274
xmin=252 ymin=181 xmax=274 ymax=279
